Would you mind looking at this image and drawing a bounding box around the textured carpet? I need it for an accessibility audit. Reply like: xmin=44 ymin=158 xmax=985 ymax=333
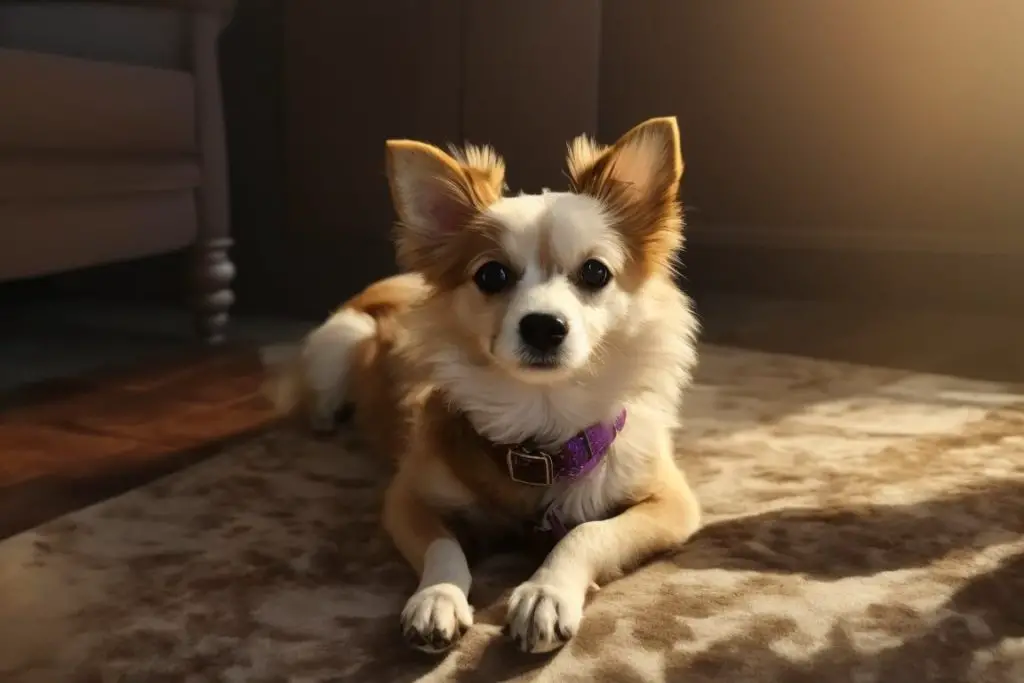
xmin=1 ymin=345 xmax=1022 ymax=683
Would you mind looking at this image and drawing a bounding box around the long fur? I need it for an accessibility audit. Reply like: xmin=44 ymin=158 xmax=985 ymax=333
xmin=266 ymin=117 xmax=702 ymax=655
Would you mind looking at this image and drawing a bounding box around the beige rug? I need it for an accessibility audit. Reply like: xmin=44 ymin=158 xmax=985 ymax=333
xmin=1 ymin=345 xmax=1023 ymax=683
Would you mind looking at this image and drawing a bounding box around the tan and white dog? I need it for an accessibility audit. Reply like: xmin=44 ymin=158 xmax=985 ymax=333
xmin=269 ymin=117 xmax=702 ymax=654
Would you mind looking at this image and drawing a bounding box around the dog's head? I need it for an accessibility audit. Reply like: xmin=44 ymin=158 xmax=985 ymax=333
xmin=385 ymin=117 xmax=684 ymax=385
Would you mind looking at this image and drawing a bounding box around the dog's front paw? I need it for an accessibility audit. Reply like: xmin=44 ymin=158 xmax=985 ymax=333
xmin=401 ymin=584 xmax=473 ymax=654
xmin=505 ymin=580 xmax=584 ymax=654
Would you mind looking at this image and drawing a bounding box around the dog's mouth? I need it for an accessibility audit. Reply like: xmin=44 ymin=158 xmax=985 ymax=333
xmin=522 ymin=356 xmax=559 ymax=370
xmin=516 ymin=351 xmax=565 ymax=372
xmin=489 ymin=335 xmax=575 ymax=381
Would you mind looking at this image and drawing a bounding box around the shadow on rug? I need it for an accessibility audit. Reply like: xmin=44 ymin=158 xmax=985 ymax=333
xmin=0 ymin=345 xmax=1022 ymax=682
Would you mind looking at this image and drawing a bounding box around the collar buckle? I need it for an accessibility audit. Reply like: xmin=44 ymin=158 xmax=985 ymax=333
xmin=505 ymin=447 xmax=554 ymax=486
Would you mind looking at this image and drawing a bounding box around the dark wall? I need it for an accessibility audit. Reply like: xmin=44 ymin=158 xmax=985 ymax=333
xmin=600 ymin=0 xmax=1024 ymax=307
xmin=603 ymin=1 xmax=1024 ymax=247
xmin=278 ymin=0 xmax=462 ymax=318
xmin=251 ymin=0 xmax=1023 ymax=316
xmin=274 ymin=0 xmax=601 ymax=318
xmin=219 ymin=0 xmax=288 ymax=316
xmin=460 ymin=1 xmax=600 ymax=193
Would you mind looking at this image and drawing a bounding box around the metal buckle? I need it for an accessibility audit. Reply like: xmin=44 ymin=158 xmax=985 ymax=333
xmin=506 ymin=447 xmax=554 ymax=486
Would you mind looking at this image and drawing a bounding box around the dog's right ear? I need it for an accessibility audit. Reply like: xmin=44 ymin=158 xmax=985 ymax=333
xmin=385 ymin=140 xmax=505 ymax=276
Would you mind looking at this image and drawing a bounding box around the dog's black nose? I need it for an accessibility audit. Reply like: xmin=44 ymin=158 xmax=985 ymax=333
xmin=518 ymin=313 xmax=569 ymax=354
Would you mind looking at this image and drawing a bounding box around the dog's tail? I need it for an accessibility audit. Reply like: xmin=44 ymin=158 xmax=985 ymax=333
xmin=262 ymin=273 xmax=426 ymax=432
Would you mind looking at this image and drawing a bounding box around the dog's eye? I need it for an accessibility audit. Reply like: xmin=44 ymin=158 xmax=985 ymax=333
xmin=473 ymin=261 xmax=512 ymax=294
xmin=577 ymin=259 xmax=611 ymax=291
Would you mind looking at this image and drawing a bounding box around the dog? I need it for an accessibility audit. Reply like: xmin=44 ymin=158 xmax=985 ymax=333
xmin=268 ymin=116 xmax=702 ymax=655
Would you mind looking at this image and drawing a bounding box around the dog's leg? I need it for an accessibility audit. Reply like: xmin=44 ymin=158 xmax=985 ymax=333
xmin=506 ymin=468 xmax=700 ymax=653
xmin=384 ymin=474 xmax=473 ymax=653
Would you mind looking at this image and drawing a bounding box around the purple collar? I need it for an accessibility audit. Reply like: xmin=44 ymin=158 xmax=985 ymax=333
xmin=497 ymin=409 xmax=627 ymax=486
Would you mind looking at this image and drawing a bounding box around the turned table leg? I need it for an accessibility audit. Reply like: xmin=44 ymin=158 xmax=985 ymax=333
xmin=195 ymin=237 xmax=235 ymax=345
xmin=191 ymin=9 xmax=235 ymax=345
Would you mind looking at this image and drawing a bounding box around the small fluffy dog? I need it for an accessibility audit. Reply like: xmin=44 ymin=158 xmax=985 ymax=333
xmin=269 ymin=117 xmax=702 ymax=654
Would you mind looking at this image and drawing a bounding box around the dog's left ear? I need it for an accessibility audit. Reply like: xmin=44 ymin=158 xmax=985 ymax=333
xmin=566 ymin=117 xmax=684 ymax=277
xmin=567 ymin=116 xmax=683 ymax=205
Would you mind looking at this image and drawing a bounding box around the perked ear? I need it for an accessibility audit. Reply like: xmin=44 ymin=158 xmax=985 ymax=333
xmin=567 ymin=116 xmax=683 ymax=204
xmin=566 ymin=117 xmax=685 ymax=278
xmin=385 ymin=140 xmax=506 ymax=276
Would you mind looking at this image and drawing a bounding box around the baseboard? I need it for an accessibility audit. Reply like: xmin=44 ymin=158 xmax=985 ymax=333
xmin=684 ymin=241 xmax=1024 ymax=314
xmin=686 ymin=222 xmax=1024 ymax=256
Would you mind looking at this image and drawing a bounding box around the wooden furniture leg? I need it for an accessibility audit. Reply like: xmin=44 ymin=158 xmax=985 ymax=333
xmin=191 ymin=10 xmax=235 ymax=345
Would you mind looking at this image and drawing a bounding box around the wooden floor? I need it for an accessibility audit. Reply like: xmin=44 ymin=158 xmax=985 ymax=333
xmin=0 ymin=350 xmax=277 ymax=540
